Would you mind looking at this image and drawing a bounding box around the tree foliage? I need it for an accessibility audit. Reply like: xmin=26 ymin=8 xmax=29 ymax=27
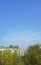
xmin=0 ymin=44 xmax=41 ymax=65
xmin=23 ymin=44 xmax=41 ymax=65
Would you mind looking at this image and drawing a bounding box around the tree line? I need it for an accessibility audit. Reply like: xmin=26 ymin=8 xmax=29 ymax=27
xmin=0 ymin=43 xmax=41 ymax=65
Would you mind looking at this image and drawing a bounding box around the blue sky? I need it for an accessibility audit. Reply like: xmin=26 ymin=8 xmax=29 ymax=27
xmin=0 ymin=0 xmax=41 ymax=48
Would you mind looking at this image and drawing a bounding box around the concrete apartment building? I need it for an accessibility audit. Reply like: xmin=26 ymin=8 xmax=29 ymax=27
xmin=0 ymin=47 xmax=24 ymax=56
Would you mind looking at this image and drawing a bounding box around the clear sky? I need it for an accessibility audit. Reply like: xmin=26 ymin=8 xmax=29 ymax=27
xmin=0 ymin=0 xmax=41 ymax=48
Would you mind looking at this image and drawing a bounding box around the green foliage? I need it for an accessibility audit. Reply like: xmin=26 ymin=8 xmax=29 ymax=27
xmin=9 ymin=45 xmax=19 ymax=49
xmin=12 ymin=51 xmax=24 ymax=65
xmin=0 ymin=51 xmax=2 ymax=65
xmin=9 ymin=45 xmax=14 ymax=48
xmin=0 ymin=50 xmax=24 ymax=65
xmin=13 ymin=45 xmax=19 ymax=49
xmin=23 ymin=44 xmax=41 ymax=65
xmin=0 ymin=44 xmax=41 ymax=65
xmin=2 ymin=50 xmax=13 ymax=65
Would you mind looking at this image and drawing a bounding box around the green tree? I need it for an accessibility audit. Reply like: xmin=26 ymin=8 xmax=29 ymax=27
xmin=13 ymin=45 xmax=19 ymax=49
xmin=2 ymin=50 xmax=13 ymax=65
xmin=13 ymin=51 xmax=24 ymax=65
xmin=0 ymin=51 xmax=2 ymax=65
xmin=24 ymin=44 xmax=41 ymax=65
xmin=9 ymin=45 xmax=14 ymax=48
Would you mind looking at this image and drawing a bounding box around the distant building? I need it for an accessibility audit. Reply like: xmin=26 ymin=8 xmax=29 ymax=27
xmin=0 ymin=47 xmax=24 ymax=56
